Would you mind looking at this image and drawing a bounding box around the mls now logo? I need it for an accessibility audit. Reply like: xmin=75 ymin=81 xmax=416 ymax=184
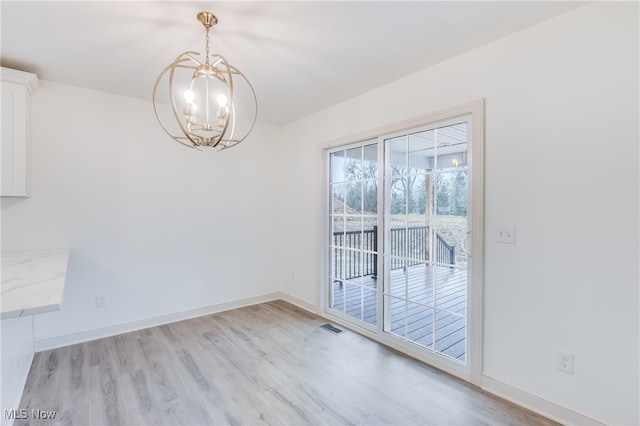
xmin=4 ymin=409 xmax=57 ymax=420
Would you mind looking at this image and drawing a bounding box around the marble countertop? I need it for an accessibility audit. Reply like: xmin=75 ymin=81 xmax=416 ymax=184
xmin=1 ymin=248 xmax=70 ymax=319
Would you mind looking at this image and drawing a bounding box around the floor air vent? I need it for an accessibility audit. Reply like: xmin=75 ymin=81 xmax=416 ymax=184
xmin=320 ymin=323 xmax=343 ymax=334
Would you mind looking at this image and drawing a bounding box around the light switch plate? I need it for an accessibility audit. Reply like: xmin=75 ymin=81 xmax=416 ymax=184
xmin=496 ymin=226 xmax=516 ymax=244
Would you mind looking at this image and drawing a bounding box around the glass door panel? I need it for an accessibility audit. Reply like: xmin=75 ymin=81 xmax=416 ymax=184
xmin=383 ymin=121 xmax=469 ymax=364
xmin=329 ymin=142 xmax=379 ymax=327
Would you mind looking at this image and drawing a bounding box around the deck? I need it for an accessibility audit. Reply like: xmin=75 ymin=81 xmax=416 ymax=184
xmin=332 ymin=264 xmax=467 ymax=362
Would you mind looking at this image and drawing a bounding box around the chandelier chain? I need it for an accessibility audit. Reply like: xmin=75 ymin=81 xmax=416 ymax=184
xmin=204 ymin=27 xmax=210 ymax=65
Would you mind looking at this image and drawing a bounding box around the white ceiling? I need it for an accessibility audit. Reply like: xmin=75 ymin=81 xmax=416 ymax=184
xmin=1 ymin=1 xmax=584 ymax=126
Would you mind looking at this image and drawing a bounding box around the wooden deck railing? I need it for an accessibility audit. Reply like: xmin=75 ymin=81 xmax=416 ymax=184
xmin=333 ymin=226 xmax=455 ymax=281
xmin=332 ymin=226 xmax=378 ymax=280
xmin=435 ymin=233 xmax=456 ymax=265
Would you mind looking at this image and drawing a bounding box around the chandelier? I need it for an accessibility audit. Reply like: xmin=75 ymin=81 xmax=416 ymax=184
xmin=153 ymin=12 xmax=257 ymax=150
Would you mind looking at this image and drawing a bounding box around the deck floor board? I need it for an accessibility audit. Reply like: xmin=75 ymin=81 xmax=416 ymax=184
xmin=332 ymin=264 xmax=467 ymax=361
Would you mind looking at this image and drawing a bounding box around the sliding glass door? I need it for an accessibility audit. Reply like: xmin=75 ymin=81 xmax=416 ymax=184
xmin=324 ymin=102 xmax=482 ymax=381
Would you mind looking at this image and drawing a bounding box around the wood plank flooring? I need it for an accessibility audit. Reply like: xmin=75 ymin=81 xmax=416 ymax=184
xmin=16 ymin=300 xmax=556 ymax=425
xmin=332 ymin=265 xmax=467 ymax=360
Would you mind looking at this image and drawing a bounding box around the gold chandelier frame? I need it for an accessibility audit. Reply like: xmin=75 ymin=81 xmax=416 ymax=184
xmin=153 ymin=12 xmax=258 ymax=150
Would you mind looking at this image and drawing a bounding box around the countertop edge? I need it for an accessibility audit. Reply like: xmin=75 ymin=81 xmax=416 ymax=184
xmin=1 ymin=248 xmax=70 ymax=319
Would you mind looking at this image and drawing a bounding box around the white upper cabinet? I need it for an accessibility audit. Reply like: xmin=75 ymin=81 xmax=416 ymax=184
xmin=1 ymin=67 xmax=39 ymax=197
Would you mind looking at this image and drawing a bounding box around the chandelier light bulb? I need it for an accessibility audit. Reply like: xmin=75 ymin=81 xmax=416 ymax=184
xmin=184 ymin=90 xmax=196 ymax=103
xmin=216 ymin=93 xmax=228 ymax=107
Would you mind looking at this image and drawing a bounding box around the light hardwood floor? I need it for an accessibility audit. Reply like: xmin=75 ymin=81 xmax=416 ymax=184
xmin=16 ymin=300 xmax=557 ymax=425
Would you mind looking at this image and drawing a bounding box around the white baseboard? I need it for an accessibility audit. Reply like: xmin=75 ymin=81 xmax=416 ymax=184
xmin=481 ymin=374 xmax=604 ymax=425
xmin=34 ymin=292 xmax=282 ymax=352
xmin=275 ymin=291 xmax=320 ymax=315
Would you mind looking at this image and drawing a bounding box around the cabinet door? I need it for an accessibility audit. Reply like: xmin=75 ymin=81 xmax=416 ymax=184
xmin=1 ymin=81 xmax=29 ymax=197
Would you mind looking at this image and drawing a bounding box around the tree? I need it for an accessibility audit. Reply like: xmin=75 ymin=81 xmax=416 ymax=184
xmin=415 ymin=177 xmax=427 ymax=214
xmin=390 ymin=164 xmax=418 ymax=214
xmin=435 ymin=173 xmax=451 ymax=215
xmin=450 ymin=171 xmax=467 ymax=216
xmin=343 ymin=158 xmax=378 ymax=213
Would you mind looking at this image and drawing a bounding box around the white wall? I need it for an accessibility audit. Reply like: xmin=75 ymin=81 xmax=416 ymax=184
xmin=1 ymin=81 xmax=281 ymax=342
xmin=276 ymin=3 xmax=639 ymax=425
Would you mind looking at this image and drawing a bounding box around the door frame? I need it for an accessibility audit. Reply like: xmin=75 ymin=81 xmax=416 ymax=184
xmin=319 ymin=100 xmax=484 ymax=385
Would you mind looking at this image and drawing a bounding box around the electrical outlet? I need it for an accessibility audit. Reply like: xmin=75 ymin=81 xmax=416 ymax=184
xmin=496 ymin=225 xmax=516 ymax=244
xmin=557 ymin=350 xmax=574 ymax=374
xmin=95 ymin=294 xmax=107 ymax=308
